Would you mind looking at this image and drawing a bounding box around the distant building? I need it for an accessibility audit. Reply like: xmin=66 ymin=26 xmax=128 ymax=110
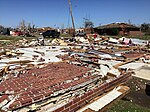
xmin=37 ymin=27 xmax=55 ymax=33
xmin=64 ymin=28 xmax=75 ymax=35
xmin=94 ymin=23 xmax=143 ymax=36
xmin=84 ymin=28 xmax=94 ymax=34
xmin=75 ymin=28 xmax=84 ymax=33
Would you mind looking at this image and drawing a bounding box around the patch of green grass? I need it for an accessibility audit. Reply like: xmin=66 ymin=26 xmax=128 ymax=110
xmin=60 ymin=34 xmax=72 ymax=37
xmin=0 ymin=35 xmax=36 ymax=41
xmin=107 ymin=100 xmax=150 ymax=112
xmin=0 ymin=35 xmax=22 ymax=41
xmin=1 ymin=41 xmax=12 ymax=46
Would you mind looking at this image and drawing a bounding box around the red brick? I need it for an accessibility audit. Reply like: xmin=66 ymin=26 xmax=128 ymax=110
xmin=20 ymin=98 xmax=32 ymax=106
xmin=43 ymin=90 xmax=52 ymax=98
xmin=0 ymin=86 xmax=5 ymax=92
xmin=63 ymin=83 xmax=72 ymax=89
xmin=80 ymin=101 xmax=86 ymax=108
xmin=53 ymin=85 xmax=62 ymax=91
xmin=87 ymin=94 xmax=93 ymax=101
xmin=92 ymin=91 xmax=97 ymax=97
xmin=65 ymin=101 xmax=73 ymax=108
xmin=53 ymin=106 xmax=64 ymax=112
xmin=0 ymin=95 xmax=8 ymax=102
xmin=33 ymin=94 xmax=44 ymax=102
xmin=73 ymin=97 xmax=80 ymax=104
xmin=78 ymin=99 xmax=86 ymax=106
xmin=84 ymin=96 xmax=91 ymax=102
xmin=70 ymin=103 xmax=77 ymax=110
xmin=87 ymin=90 xmax=93 ymax=96
xmin=97 ymin=88 xmax=104 ymax=94
xmin=71 ymin=81 xmax=78 ymax=87
xmin=19 ymin=95 xmax=31 ymax=100
xmin=69 ymin=106 xmax=80 ymax=112
xmin=61 ymin=107 xmax=70 ymax=112
xmin=81 ymin=93 xmax=87 ymax=99
xmin=93 ymin=87 xmax=99 ymax=93
xmin=9 ymin=101 xmax=21 ymax=110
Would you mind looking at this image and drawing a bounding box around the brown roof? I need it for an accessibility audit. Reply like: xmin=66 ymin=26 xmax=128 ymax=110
xmin=97 ymin=23 xmax=139 ymax=29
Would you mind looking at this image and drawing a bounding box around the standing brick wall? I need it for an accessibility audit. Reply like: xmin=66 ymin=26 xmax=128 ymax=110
xmin=129 ymin=31 xmax=144 ymax=36
xmin=53 ymin=73 xmax=132 ymax=112
xmin=119 ymin=31 xmax=143 ymax=36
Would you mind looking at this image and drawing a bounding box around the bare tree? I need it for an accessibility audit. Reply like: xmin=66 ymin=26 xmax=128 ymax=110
xmin=19 ymin=20 xmax=26 ymax=31
xmin=27 ymin=23 xmax=31 ymax=30
xmin=83 ymin=18 xmax=94 ymax=28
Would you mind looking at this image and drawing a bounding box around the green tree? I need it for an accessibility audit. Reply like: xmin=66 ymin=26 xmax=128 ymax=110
xmin=83 ymin=18 xmax=94 ymax=28
xmin=141 ymin=23 xmax=150 ymax=32
xmin=111 ymin=28 xmax=119 ymax=35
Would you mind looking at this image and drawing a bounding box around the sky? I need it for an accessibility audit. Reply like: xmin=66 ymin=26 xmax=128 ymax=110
xmin=0 ymin=0 xmax=150 ymax=28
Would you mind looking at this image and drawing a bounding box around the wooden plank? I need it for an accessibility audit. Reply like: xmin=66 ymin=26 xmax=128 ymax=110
xmin=113 ymin=54 xmax=145 ymax=68
xmin=7 ymin=60 xmax=33 ymax=64
xmin=80 ymin=86 xmax=130 ymax=112
xmin=0 ymin=66 xmax=9 ymax=76
xmin=100 ymin=86 xmax=130 ymax=112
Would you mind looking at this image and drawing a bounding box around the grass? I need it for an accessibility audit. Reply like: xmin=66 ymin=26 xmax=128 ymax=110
xmin=60 ymin=33 xmax=72 ymax=37
xmin=0 ymin=35 xmax=36 ymax=41
xmin=107 ymin=100 xmax=150 ymax=112
xmin=1 ymin=41 xmax=12 ymax=46
xmin=0 ymin=35 xmax=22 ymax=41
xmin=0 ymin=35 xmax=37 ymax=47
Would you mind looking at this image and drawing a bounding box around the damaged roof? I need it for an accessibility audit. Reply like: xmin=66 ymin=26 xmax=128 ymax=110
xmin=96 ymin=23 xmax=139 ymax=29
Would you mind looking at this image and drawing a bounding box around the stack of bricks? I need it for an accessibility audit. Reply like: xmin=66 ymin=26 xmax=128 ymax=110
xmin=53 ymin=73 xmax=132 ymax=112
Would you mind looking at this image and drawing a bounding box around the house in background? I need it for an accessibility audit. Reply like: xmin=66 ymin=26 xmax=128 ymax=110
xmin=75 ymin=28 xmax=93 ymax=34
xmin=63 ymin=28 xmax=93 ymax=35
xmin=94 ymin=23 xmax=143 ymax=36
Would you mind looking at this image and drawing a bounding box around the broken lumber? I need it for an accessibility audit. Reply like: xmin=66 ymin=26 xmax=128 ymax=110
xmin=113 ymin=54 xmax=145 ymax=68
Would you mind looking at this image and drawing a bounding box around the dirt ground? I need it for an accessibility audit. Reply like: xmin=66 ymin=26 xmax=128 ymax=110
xmin=126 ymin=76 xmax=150 ymax=108
xmin=108 ymin=76 xmax=150 ymax=112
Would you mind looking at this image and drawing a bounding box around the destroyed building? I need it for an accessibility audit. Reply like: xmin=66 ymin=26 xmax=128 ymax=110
xmin=94 ymin=23 xmax=143 ymax=36
xmin=0 ymin=33 xmax=150 ymax=111
xmin=0 ymin=61 xmax=131 ymax=111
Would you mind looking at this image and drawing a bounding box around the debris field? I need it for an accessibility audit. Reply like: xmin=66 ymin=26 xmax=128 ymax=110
xmin=0 ymin=35 xmax=150 ymax=112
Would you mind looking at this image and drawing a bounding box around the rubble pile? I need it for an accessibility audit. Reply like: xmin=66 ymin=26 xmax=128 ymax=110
xmin=0 ymin=62 xmax=132 ymax=112
xmin=0 ymin=35 xmax=149 ymax=111
xmin=0 ymin=63 xmax=90 ymax=110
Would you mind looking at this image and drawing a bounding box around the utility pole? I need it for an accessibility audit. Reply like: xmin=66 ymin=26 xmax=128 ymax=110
xmin=68 ymin=0 xmax=75 ymax=36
